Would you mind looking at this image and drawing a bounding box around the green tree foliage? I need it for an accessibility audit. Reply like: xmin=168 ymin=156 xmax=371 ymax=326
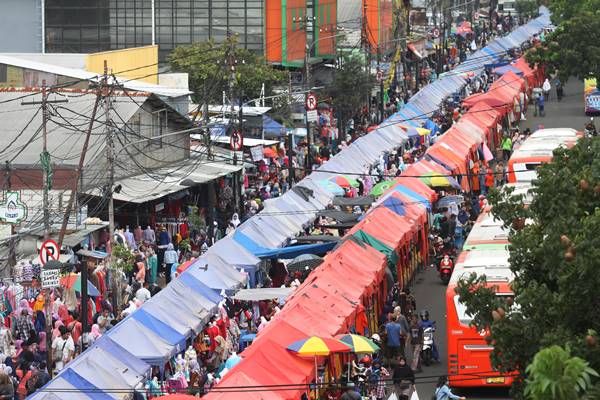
xmin=169 ymin=36 xmax=286 ymax=105
xmin=112 ymin=243 xmax=134 ymax=273
xmin=526 ymin=0 xmax=600 ymax=83
xmin=525 ymin=346 xmax=598 ymax=400
xmin=455 ymin=137 xmax=600 ymax=398
xmin=324 ymin=55 xmax=371 ymax=128
xmin=514 ymin=0 xmax=540 ymax=18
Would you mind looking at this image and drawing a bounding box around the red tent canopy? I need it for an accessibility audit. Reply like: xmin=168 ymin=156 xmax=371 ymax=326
xmin=512 ymin=57 xmax=537 ymax=87
xmin=396 ymin=176 xmax=439 ymax=202
xmin=493 ymin=70 xmax=525 ymax=94
xmin=461 ymin=102 xmax=501 ymax=132
xmin=348 ymin=207 xmax=413 ymax=249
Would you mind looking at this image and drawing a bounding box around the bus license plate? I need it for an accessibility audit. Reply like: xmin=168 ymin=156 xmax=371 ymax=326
xmin=487 ymin=377 xmax=505 ymax=384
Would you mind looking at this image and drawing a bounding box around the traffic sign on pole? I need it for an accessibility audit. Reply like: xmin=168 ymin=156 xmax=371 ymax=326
xmin=39 ymin=239 xmax=59 ymax=266
xmin=305 ymin=93 xmax=317 ymax=111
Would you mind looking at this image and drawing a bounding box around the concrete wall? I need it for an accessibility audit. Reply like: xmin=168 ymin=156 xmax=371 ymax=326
xmin=0 ymin=0 xmax=42 ymax=53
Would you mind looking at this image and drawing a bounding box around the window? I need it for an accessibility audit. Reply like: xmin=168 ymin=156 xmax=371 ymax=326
xmin=152 ymin=110 xmax=168 ymax=147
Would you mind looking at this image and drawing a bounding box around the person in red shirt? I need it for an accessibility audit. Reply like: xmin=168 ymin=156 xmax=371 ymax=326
xmin=484 ymin=167 xmax=494 ymax=194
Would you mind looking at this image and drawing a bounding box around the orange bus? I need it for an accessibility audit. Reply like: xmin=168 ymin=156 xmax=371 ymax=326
xmin=446 ymin=248 xmax=514 ymax=387
xmin=507 ymin=128 xmax=581 ymax=183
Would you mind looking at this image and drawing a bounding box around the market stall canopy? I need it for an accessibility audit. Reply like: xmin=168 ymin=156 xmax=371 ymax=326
xmin=207 ymin=135 xmax=278 ymax=147
xmin=233 ymin=230 xmax=336 ymax=259
xmin=88 ymin=146 xmax=243 ymax=204
xmin=317 ymin=209 xmax=361 ymax=224
xmin=331 ymin=196 xmax=374 ymax=207
xmin=262 ymin=114 xmax=286 ymax=136
xmin=233 ymin=287 xmax=295 ymax=302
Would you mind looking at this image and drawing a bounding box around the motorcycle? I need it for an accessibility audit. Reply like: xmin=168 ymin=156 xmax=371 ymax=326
xmin=422 ymin=323 xmax=436 ymax=366
xmin=439 ymin=254 xmax=454 ymax=285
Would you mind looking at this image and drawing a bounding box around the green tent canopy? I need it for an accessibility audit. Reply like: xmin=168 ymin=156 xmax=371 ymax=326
xmin=352 ymin=230 xmax=399 ymax=281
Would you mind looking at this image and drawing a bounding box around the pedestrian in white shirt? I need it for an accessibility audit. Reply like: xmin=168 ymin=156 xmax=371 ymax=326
xmin=51 ymin=326 xmax=75 ymax=373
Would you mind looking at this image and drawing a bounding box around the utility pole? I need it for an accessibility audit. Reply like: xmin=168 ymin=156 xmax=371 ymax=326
xmin=226 ymin=32 xmax=240 ymax=215
xmin=41 ymin=81 xmax=50 ymax=237
xmin=58 ymin=95 xmax=100 ymax=247
xmin=102 ymin=60 xmax=118 ymax=310
xmin=304 ymin=43 xmax=313 ymax=171
xmin=378 ymin=47 xmax=384 ymax=123
xmin=287 ymin=132 xmax=294 ymax=188
xmin=22 ymin=80 xmax=67 ymax=377
xmin=362 ymin=0 xmax=372 ymax=124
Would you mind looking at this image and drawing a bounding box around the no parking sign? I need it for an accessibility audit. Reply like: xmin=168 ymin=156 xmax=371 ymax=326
xmin=39 ymin=239 xmax=59 ymax=266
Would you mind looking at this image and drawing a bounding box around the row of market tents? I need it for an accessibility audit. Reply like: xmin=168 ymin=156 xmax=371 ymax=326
xmin=29 ymin=8 xmax=552 ymax=400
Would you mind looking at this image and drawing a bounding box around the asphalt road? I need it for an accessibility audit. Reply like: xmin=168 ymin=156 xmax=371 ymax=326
xmin=410 ymin=78 xmax=587 ymax=400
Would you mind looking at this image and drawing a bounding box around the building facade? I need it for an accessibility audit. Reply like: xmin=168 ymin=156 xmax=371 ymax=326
xmin=45 ymin=0 xmax=264 ymax=61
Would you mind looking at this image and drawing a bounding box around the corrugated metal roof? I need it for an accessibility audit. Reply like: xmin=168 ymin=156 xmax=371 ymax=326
xmin=0 ymin=54 xmax=191 ymax=98
xmin=0 ymin=91 xmax=141 ymax=167
xmin=88 ymin=146 xmax=243 ymax=204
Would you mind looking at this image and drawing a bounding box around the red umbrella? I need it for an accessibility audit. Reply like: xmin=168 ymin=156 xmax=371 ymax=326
xmin=263 ymin=147 xmax=277 ymax=158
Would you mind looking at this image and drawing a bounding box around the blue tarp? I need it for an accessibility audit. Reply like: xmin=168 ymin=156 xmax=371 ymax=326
xmin=233 ymin=230 xmax=336 ymax=258
xmin=494 ymin=65 xmax=524 ymax=76
xmin=383 ymin=196 xmax=406 ymax=216
xmin=262 ymin=114 xmax=286 ymax=136
xmin=392 ymin=186 xmax=431 ymax=211
xmin=133 ymin=308 xmax=187 ymax=348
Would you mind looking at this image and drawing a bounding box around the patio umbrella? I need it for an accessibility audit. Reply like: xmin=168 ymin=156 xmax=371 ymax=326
xmin=287 ymin=336 xmax=351 ymax=397
xmin=287 ymin=254 xmax=323 ymax=273
xmin=329 ymin=175 xmax=359 ymax=188
xmin=419 ymin=172 xmax=461 ymax=190
xmin=369 ymin=181 xmax=395 ymax=197
xmin=336 ymin=334 xmax=380 ymax=353
xmin=436 ymin=195 xmax=465 ymax=209
xmin=61 ymin=273 xmax=101 ymax=297
xmin=263 ymin=147 xmax=278 ymax=158
xmin=287 ymin=336 xmax=351 ymax=356
xmin=317 ymin=180 xmax=345 ymax=196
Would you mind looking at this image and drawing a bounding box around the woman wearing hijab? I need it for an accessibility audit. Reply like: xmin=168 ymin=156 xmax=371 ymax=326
xmin=52 ymin=320 xmax=64 ymax=340
xmin=90 ymin=324 xmax=102 ymax=340
xmin=33 ymin=311 xmax=45 ymax=334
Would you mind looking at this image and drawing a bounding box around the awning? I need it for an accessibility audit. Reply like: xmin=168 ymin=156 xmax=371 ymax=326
xmin=233 ymin=230 xmax=336 ymax=259
xmin=59 ymin=223 xmax=108 ymax=248
xmin=90 ymin=149 xmax=243 ymax=204
xmin=233 ymin=287 xmax=295 ymax=302
xmin=317 ymin=210 xmax=360 ymax=224
xmin=331 ymin=196 xmax=375 ymax=207
xmin=262 ymin=115 xmax=286 ymax=136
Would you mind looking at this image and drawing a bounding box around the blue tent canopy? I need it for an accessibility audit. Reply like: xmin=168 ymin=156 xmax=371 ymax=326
xmin=383 ymin=196 xmax=406 ymax=216
xmin=262 ymin=114 xmax=286 ymax=136
xmin=392 ymin=185 xmax=431 ymax=210
xmin=233 ymin=230 xmax=336 ymax=259
xmin=29 ymin=368 xmax=113 ymax=400
xmin=132 ymin=308 xmax=187 ymax=349
xmin=178 ymin=271 xmax=223 ymax=304
xmin=494 ymin=65 xmax=524 ymax=76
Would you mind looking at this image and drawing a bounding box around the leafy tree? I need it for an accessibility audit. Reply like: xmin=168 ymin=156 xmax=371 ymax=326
xmin=169 ymin=36 xmax=286 ymax=105
xmin=514 ymin=0 xmax=540 ymax=18
xmin=526 ymin=0 xmax=600 ymax=84
xmin=525 ymin=345 xmax=598 ymax=400
xmin=455 ymin=137 xmax=600 ymax=398
xmin=324 ymin=54 xmax=371 ymax=131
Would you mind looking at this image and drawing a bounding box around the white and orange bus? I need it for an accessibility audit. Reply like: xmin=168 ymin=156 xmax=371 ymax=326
xmin=446 ymin=247 xmax=515 ymax=387
xmin=507 ymin=128 xmax=582 ymax=183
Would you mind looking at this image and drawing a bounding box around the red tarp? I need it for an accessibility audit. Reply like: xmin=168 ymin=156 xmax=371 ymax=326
xmin=512 ymin=57 xmax=537 ymax=87
xmin=493 ymin=70 xmax=525 ymax=94
xmin=461 ymin=102 xmax=500 ymax=132
xmin=348 ymin=207 xmax=412 ymax=248
xmin=426 ymin=144 xmax=464 ymax=173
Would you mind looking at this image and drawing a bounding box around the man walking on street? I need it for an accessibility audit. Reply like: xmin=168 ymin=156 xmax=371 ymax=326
xmin=537 ymin=94 xmax=545 ymax=117
xmin=409 ymin=314 xmax=424 ymax=372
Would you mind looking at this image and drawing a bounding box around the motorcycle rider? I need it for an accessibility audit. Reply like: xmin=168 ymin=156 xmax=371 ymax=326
xmin=419 ymin=310 xmax=440 ymax=363
xmin=585 ymin=118 xmax=598 ymax=137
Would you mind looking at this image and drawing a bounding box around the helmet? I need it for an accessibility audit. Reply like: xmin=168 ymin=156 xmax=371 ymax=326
xmin=371 ymin=333 xmax=381 ymax=343
xmin=420 ymin=310 xmax=430 ymax=321
xmin=359 ymin=355 xmax=372 ymax=365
